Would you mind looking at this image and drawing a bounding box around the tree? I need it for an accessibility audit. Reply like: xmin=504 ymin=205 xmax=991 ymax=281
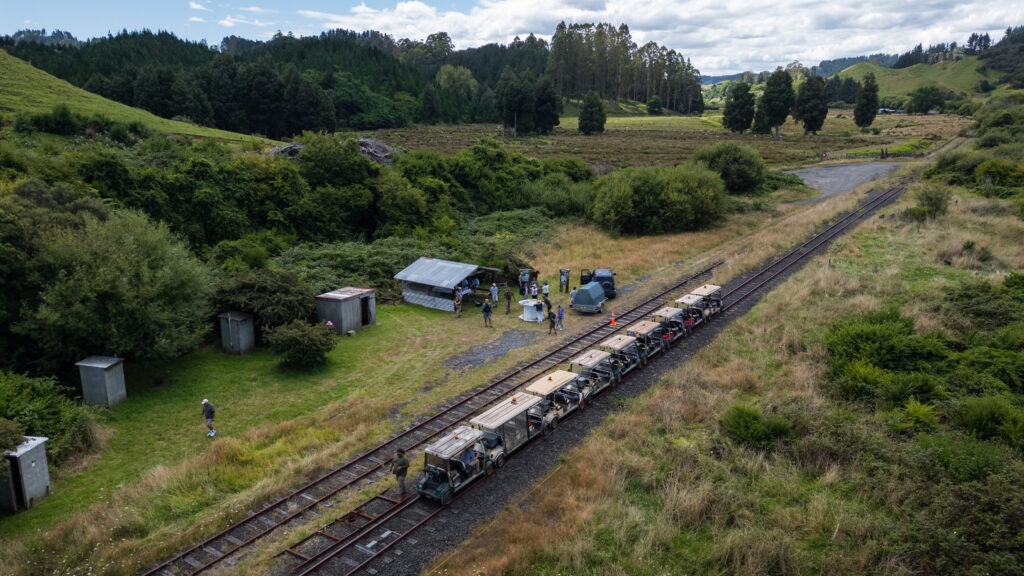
xmin=722 ymin=82 xmax=755 ymax=133
xmin=495 ymin=67 xmax=531 ymax=136
xmin=762 ymin=68 xmax=795 ymax=139
xmin=751 ymin=97 xmax=772 ymax=135
xmin=792 ymin=76 xmax=828 ymax=134
xmin=908 ymin=85 xmax=944 ymax=114
xmin=692 ymin=142 xmax=767 ymax=194
xmin=16 ymin=210 xmax=211 ymax=366
xmin=578 ymin=91 xmax=606 ymax=135
xmin=264 ymin=320 xmax=337 ymax=369
xmin=533 ymin=75 xmax=561 ymax=133
xmin=647 ymin=94 xmax=663 ymax=114
xmin=854 ymin=73 xmax=880 ymax=130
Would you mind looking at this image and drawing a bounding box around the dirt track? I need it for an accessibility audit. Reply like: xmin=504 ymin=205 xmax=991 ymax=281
xmin=785 ymin=161 xmax=905 ymax=204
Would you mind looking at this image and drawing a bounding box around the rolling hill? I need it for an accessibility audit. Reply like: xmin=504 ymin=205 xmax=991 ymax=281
xmin=0 ymin=49 xmax=268 ymax=142
xmin=838 ymin=56 xmax=999 ymax=100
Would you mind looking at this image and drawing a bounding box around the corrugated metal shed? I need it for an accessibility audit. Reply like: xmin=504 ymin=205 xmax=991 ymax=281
xmin=394 ymin=257 xmax=500 ymax=312
xmin=218 ymin=311 xmax=254 ymax=355
xmin=75 ymin=356 xmax=126 ymax=408
xmin=0 ymin=436 xmax=50 ymax=512
xmin=316 ymin=287 xmax=376 ymax=334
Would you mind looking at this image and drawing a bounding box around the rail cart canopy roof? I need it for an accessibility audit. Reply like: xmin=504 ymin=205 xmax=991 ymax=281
xmin=526 ymin=370 xmax=578 ymax=396
xmin=599 ymin=334 xmax=638 ymax=351
xmin=425 ymin=426 xmax=484 ymax=459
xmin=651 ymin=307 xmax=684 ymax=321
xmin=675 ymin=294 xmax=703 ymax=307
xmin=573 ymin=282 xmax=607 ymax=306
xmin=689 ymin=284 xmax=722 ymax=297
xmin=394 ymin=257 xmax=500 ymax=289
xmin=470 ymin=394 xmax=543 ymax=430
xmin=627 ymin=320 xmax=661 ymax=337
xmin=571 ymin=349 xmax=612 ymax=368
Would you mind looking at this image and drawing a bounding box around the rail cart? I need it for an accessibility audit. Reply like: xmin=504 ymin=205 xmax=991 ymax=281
xmin=417 ymin=426 xmax=493 ymax=505
xmin=599 ymin=334 xmax=646 ymax=375
xmin=469 ymin=393 xmax=550 ymax=468
xmin=525 ymin=369 xmax=585 ymax=421
xmin=568 ymin=349 xmax=618 ymax=399
xmin=626 ymin=320 xmax=667 ymax=360
xmin=650 ymin=306 xmax=687 ymax=343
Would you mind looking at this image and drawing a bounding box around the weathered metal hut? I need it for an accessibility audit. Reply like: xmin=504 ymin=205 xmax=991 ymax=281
xmin=74 ymin=356 xmax=126 ymax=408
xmin=316 ymin=287 xmax=376 ymax=334
xmin=0 ymin=436 xmax=51 ymax=512
xmin=218 ymin=311 xmax=255 ymax=355
xmin=393 ymin=257 xmax=500 ymax=312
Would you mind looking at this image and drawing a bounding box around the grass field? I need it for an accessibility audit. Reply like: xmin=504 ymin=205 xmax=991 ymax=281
xmin=838 ymin=57 xmax=999 ymax=100
xmin=359 ymin=112 xmax=968 ymax=171
xmin=427 ymin=181 xmax=1024 ymax=575
xmin=0 ymin=49 xmax=273 ymax=143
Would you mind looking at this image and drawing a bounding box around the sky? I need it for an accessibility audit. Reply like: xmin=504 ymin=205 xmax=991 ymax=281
xmin=2 ymin=0 xmax=1022 ymax=75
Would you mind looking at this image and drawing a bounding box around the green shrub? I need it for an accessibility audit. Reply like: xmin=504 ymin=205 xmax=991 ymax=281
xmin=212 ymin=267 xmax=314 ymax=334
xmin=885 ymin=398 xmax=939 ymax=434
xmin=691 ymin=141 xmax=767 ymax=194
xmin=975 ymin=159 xmax=1024 ymax=187
xmin=517 ymin=173 xmax=592 ymax=218
xmin=904 ymin=183 xmax=952 ymax=220
xmin=720 ymin=404 xmax=793 ymax=449
xmin=264 ymin=320 xmax=337 ymax=369
xmin=916 ymin=433 xmax=1007 ymax=483
xmin=0 ymin=417 xmax=25 ymax=452
xmin=953 ymin=347 xmax=1024 ymax=392
xmin=0 ymin=372 xmax=94 ymax=465
xmin=945 ymin=279 xmax=1024 ymax=329
xmin=590 ymin=164 xmax=726 ymax=234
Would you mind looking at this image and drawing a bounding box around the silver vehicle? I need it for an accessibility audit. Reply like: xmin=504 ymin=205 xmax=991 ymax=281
xmin=417 ymin=426 xmax=492 ymax=505
xmin=470 ymin=393 xmax=550 ymax=467
xmin=626 ymin=319 xmax=668 ymax=359
xmin=674 ymin=293 xmax=708 ymax=329
xmin=599 ymin=334 xmax=646 ymax=375
xmin=650 ymin=306 xmax=687 ymax=343
xmin=525 ymin=369 xmax=584 ymax=420
xmin=687 ymin=284 xmax=723 ymax=318
xmin=568 ymin=349 xmax=618 ymax=398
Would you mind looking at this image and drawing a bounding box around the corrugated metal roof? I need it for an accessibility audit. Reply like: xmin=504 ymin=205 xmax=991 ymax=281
xmin=394 ymin=257 xmax=483 ymax=289
xmin=425 ymin=426 xmax=483 ymax=459
xmin=471 ymin=394 xmax=542 ymax=430
xmin=74 ymin=356 xmax=122 ymax=369
xmin=571 ymin=349 xmax=612 ymax=368
xmin=316 ymin=287 xmax=375 ymax=301
xmin=599 ymin=334 xmax=637 ymax=351
xmin=690 ymin=284 xmax=722 ymax=297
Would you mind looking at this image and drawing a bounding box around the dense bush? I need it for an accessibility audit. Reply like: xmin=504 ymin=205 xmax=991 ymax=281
xmin=903 ymin=183 xmax=952 ymax=221
xmin=212 ymin=268 xmax=314 ymax=334
xmin=720 ymin=404 xmax=793 ymax=449
xmin=590 ymin=164 xmax=726 ymax=234
xmin=691 ymin=141 xmax=767 ymax=194
xmin=945 ymin=278 xmax=1024 ymax=329
xmin=0 ymin=372 xmax=94 ymax=465
xmin=956 ymin=396 xmax=1024 ymax=447
xmin=264 ymin=320 xmax=337 ymax=369
xmin=0 ymin=417 xmax=25 ymax=452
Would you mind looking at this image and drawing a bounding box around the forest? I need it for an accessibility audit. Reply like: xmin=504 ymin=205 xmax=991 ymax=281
xmin=0 ymin=23 xmax=705 ymax=137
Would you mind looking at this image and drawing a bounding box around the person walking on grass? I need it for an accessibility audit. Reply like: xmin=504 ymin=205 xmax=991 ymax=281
xmin=391 ymin=447 xmax=410 ymax=498
xmin=548 ymin=309 xmax=557 ymax=334
xmin=482 ymin=299 xmax=493 ymax=327
xmin=202 ymin=399 xmax=216 ymax=438
xmin=556 ymin=304 xmax=564 ymax=331
xmin=504 ymin=286 xmax=513 ymax=314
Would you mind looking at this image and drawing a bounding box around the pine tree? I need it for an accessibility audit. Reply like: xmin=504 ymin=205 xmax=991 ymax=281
xmin=578 ymin=91 xmax=606 ymax=135
xmin=752 ymin=97 xmax=772 ymax=135
xmin=762 ymin=68 xmax=795 ymax=139
xmin=722 ymin=82 xmax=755 ymax=133
xmin=534 ymin=75 xmax=561 ymax=134
xmin=792 ymin=76 xmax=828 ymax=134
xmin=646 ymin=94 xmax=663 ymax=114
xmin=854 ymin=73 xmax=879 ymax=131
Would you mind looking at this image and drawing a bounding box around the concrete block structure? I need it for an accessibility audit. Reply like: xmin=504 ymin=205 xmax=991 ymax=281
xmin=75 ymin=356 xmax=126 ymax=408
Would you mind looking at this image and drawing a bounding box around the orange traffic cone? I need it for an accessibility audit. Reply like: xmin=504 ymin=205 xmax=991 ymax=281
xmin=610 ymin=311 xmax=616 ymax=326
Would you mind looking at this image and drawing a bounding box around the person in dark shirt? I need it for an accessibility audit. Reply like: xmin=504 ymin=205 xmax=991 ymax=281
xmin=391 ymin=448 xmax=410 ymax=498
xmin=201 ymin=399 xmax=216 ymax=438
xmin=482 ymin=299 xmax=493 ymax=327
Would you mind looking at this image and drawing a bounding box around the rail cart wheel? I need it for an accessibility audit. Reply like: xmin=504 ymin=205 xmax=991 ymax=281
xmin=579 ymin=398 xmax=586 ymax=410
xmin=495 ymin=454 xmax=506 ymax=468
xmin=441 ymin=491 xmax=453 ymax=506
xmin=613 ymin=372 xmax=622 ymax=386
xmin=485 ymin=461 xmax=495 ymax=476
xmin=550 ymin=418 xmax=559 ymax=432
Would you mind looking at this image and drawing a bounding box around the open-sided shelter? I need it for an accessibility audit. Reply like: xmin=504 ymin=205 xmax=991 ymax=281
xmin=394 ymin=257 xmax=500 ymax=312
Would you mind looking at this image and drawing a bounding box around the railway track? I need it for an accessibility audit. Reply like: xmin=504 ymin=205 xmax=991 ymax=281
xmin=279 ymin=182 xmax=908 ymax=576
xmin=143 ymin=262 xmax=722 ymax=576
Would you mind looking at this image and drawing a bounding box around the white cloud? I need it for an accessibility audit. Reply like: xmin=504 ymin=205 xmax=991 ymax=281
xmin=188 ymin=1 xmax=210 ymax=11
xmin=218 ymin=14 xmax=276 ymax=27
xmin=240 ymin=6 xmax=277 ymax=13
xmin=295 ymin=0 xmax=1024 ymax=74
xmin=189 ymin=16 xmax=206 ymax=22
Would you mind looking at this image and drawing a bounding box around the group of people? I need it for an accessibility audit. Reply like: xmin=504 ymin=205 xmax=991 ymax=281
xmin=453 ymin=277 xmax=566 ymax=332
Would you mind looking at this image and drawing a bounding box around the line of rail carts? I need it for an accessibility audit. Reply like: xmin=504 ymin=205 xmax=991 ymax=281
xmin=417 ymin=284 xmax=723 ymax=504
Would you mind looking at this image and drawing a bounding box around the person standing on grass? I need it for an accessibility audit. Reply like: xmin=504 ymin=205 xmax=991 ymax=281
xmin=556 ymin=305 xmax=564 ymax=331
xmin=202 ymin=399 xmax=216 ymax=438
xmin=544 ymin=296 xmax=552 ymax=314
xmin=548 ymin=309 xmax=557 ymax=334
xmin=490 ymin=282 xmax=499 ymax=304
xmin=542 ymin=281 xmax=550 ymax=298
xmin=569 ymin=286 xmax=578 ymax=309
xmin=504 ymin=286 xmax=513 ymax=314
xmin=391 ymin=447 xmax=410 ymax=498
xmin=454 ymin=289 xmax=463 ymax=318
xmin=534 ymin=299 xmax=544 ymax=323
xmin=482 ymin=299 xmax=493 ymax=327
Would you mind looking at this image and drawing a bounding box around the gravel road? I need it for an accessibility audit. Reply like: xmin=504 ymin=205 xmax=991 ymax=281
xmin=785 ymin=161 xmax=904 ymax=204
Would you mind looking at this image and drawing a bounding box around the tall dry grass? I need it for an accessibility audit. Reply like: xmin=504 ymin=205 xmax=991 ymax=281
xmin=428 ymin=181 xmax=1020 ymax=576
